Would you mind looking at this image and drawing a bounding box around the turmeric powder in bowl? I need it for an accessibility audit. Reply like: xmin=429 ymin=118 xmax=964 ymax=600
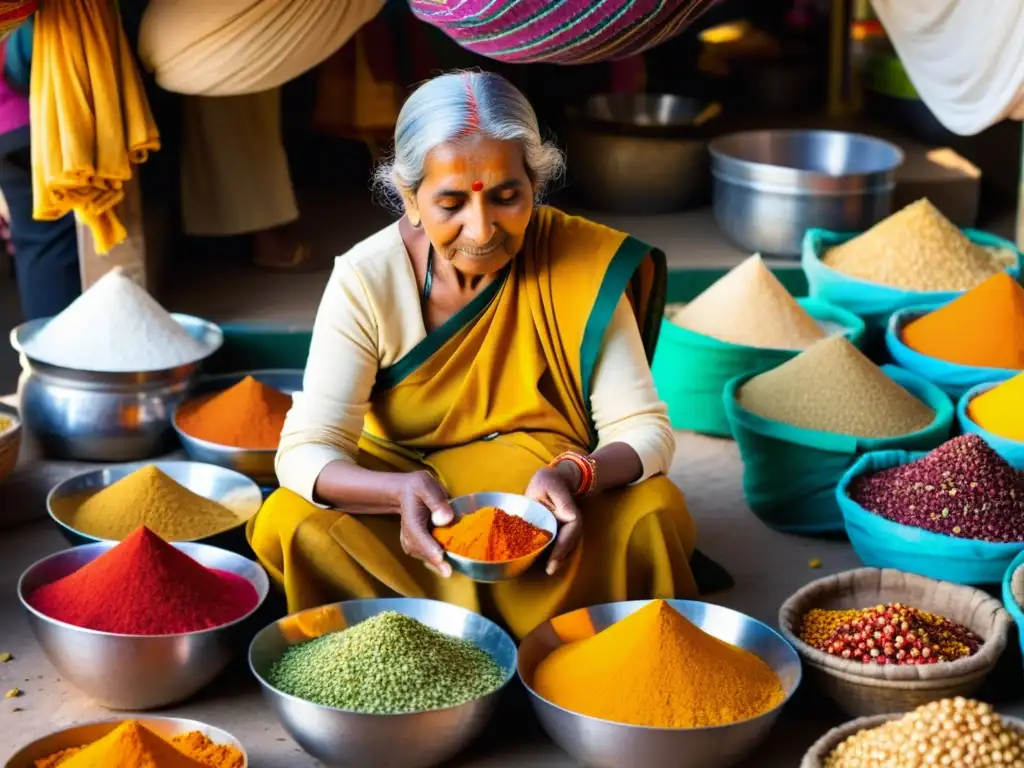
xmin=432 ymin=506 xmax=553 ymax=562
xmin=176 ymin=376 xmax=291 ymax=450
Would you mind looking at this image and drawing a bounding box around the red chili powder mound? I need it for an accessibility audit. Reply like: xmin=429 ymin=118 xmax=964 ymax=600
xmin=176 ymin=375 xmax=291 ymax=449
xmin=28 ymin=527 xmax=259 ymax=634
xmin=433 ymin=506 xmax=552 ymax=561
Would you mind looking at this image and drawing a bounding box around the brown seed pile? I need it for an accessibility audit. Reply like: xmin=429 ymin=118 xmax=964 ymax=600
xmin=825 ymin=698 xmax=1024 ymax=768
xmin=822 ymin=198 xmax=1004 ymax=291
xmin=799 ymin=602 xmax=980 ymax=666
xmin=670 ymin=254 xmax=826 ymax=350
xmin=848 ymin=434 xmax=1024 ymax=541
xmin=737 ymin=336 xmax=936 ymax=437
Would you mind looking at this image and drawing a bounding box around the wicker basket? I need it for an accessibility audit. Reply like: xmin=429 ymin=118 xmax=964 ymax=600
xmin=0 ymin=402 xmax=22 ymax=484
xmin=801 ymin=712 xmax=1024 ymax=767
xmin=779 ymin=568 xmax=1010 ymax=717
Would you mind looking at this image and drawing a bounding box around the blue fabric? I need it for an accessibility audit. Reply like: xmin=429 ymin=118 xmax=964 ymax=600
xmin=722 ymin=365 xmax=953 ymax=534
xmin=886 ymin=307 xmax=1019 ymax=398
xmin=839 ymin=450 xmax=1024 ymax=584
xmin=802 ymin=228 xmax=1024 ymax=338
xmin=1001 ymin=550 xmax=1024 ymax=660
xmin=4 ymin=15 xmax=33 ymax=93
xmin=957 ymin=383 xmax=1024 ymax=469
xmin=652 ymin=298 xmax=866 ymax=437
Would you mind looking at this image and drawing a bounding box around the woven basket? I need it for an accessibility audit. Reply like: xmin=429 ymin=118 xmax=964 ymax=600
xmin=0 ymin=402 xmax=22 ymax=484
xmin=801 ymin=712 xmax=1024 ymax=767
xmin=778 ymin=568 xmax=1010 ymax=717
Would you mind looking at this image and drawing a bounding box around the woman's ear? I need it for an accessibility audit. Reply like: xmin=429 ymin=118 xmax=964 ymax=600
xmin=402 ymin=190 xmax=421 ymax=228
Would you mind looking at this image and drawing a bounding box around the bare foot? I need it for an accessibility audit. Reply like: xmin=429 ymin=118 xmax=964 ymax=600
xmin=252 ymin=224 xmax=313 ymax=272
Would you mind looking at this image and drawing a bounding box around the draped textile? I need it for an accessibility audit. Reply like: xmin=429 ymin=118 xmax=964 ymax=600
xmin=408 ymin=0 xmax=723 ymax=65
xmin=138 ymin=0 xmax=385 ymax=97
xmin=30 ymin=0 xmax=160 ymax=253
xmin=0 ymin=1 xmax=34 ymax=39
xmin=871 ymin=0 xmax=1024 ymax=136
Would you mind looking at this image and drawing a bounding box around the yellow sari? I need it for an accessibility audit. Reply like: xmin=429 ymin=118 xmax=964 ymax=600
xmin=248 ymin=207 xmax=725 ymax=639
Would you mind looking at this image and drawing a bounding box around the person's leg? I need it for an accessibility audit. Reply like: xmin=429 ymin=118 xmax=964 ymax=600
xmin=0 ymin=148 xmax=80 ymax=319
xmin=180 ymin=89 xmax=309 ymax=270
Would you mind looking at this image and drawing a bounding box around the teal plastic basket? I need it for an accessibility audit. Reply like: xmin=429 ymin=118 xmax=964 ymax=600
xmin=723 ymin=365 xmax=954 ymax=534
xmin=840 ymin=450 xmax=1024 ymax=584
xmin=958 ymin=383 xmax=1024 ymax=469
xmin=1001 ymin=549 xmax=1024 ymax=659
xmin=802 ymin=228 xmax=1023 ymax=339
xmin=652 ymin=298 xmax=866 ymax=437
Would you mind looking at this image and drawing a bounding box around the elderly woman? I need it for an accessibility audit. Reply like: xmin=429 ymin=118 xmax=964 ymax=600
xmin=248 ymin=71 xmax=720 ymax=638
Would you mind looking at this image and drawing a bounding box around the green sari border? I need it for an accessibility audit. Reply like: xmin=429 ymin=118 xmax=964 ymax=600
xmin=580 ymin=237 xmax=667 ymax=424
xmin=375 ymin=263 xmax=512 ymax=391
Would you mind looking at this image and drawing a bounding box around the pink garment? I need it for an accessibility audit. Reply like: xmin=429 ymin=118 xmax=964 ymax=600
xmin=0 ymin=43 xmax=30 ymax=138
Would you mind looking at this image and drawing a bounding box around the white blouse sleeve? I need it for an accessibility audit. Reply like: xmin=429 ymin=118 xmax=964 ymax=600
xmin=589 ymin=296 xmax=676 ymax=482
xmin=275 ymin=258 xmax=379 ymax=502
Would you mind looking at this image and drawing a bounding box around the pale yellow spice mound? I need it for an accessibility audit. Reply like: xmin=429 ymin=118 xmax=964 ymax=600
xmin=737 ymin=336 xmax=936 ymax=437
xmin=671 ymin=254 xmax=826 ymax=350
xmin=822 ymin=198 xmax=1004 ymax=291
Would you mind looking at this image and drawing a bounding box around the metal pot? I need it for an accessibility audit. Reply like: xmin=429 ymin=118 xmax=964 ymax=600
xmin=565 ymin=94 xmax=721 ymax=214
xmin=709 ymin=129 xmax=904 ymax=258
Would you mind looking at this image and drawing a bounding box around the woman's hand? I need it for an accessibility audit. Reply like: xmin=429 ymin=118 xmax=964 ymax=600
xmin=397 ymin=471 xmax=455 ymax=578
xmin=525 ymin=466 xmax=581 ymax=576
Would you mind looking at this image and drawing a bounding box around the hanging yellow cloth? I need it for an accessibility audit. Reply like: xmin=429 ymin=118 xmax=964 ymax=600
xmin=248 ymin=208 xmax=702 ymax=639
xmin=30 ymin=0 xmax=160 ymax=253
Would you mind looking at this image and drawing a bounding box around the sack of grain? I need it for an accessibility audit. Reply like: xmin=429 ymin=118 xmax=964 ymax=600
xmin=957 ymin=383 xmax=1024 ymax=470
xmin=723 ymin=358 xmax=953 ymax=535
xmin=653 ymin=298 xmax=866 ymax=437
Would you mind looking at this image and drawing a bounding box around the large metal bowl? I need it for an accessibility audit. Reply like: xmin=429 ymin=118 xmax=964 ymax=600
xmin=18 ymin=541 xmax=270 ymax=710
xmin=4 ymin=715 xmax=249 ymax=768
xmin=173 ymin=369 xmax=302 ymax=485
xmin=566 ymin=94 xmax=721 ymax=214
xmin=249 ymin=598 xmax=517 ymax=768
xmin=46 ymin=460 xmax=263 ymax=554
xmin=709 ymin=129 xmax=904 ymax=257
xmin=10 ymin=314 xmax=223 ymax=461
xmin=518 ymin=599 xmax=803 ymax=768
xmin=444 ymin=492 xmax=557 ymax=583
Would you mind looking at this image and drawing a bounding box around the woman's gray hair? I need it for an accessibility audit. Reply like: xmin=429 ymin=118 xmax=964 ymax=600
xmin=374 ymin=71 xmax=564 ymax=208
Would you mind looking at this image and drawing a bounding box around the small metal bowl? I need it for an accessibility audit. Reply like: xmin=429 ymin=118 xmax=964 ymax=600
xmin=18 ymin=541 xmax=270 ymax=710
xmin=443 ymin=492 xmax=557 ymax=583
xmin=46 ymin=460 xmax=263 ymax=554
xmin=0 ymin=401 xmax=22 ymax=484
xmin=4 ymin=715 xmax=248 ymax=768
xmin=249 ymin=597 xmax=517 ymax=768
xmin=173 ymin=369 xmax=302 ymax=485
xmin=518 ymin=599 xmax=803 ymax=768
xmin=10 ymin=314 xmax=223 ymax=461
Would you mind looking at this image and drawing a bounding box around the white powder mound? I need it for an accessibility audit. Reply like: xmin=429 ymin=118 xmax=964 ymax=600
xmin=670 ymin=254 xmax=827 ymax=350
xmin=24 ymin=268 xmax=211 ymax=372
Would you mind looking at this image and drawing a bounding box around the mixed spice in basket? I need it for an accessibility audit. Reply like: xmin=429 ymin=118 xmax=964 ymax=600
xmin=176 ymin=375 xmax=292 ymax=450
xmin=799 ymin=602 xmax=981 ymax=666
xmin=432 ymin=506 xmax=552 ymax=561
xmin=824 ymin=698 xmax=1024 ymax=767
xmin=848 ymin=435 xmax=1024 ymax=541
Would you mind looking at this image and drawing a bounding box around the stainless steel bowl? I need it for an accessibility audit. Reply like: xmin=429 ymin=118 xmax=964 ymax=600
xmin=249 ymin=598 xmax=517 ymax=768
xmin=4 ymin=715 xmax=249 ymax=768
xmin=518 ymin=599 xmax=803 ymax=768
xmin=0 ymin=400 xmax=22 ymax=484
xmin=46 ymin=460 xmax=263 ymax=553
xmin=444 ymin=492 xmax=557 ymax=583
xmin=173 ymin=369 xmax=302 ymax=485
xmin=10 ymin=314 xmax=223 ymax=461
xmin=709 ymin=130 xmax=904 ymax=257
xmin=18 ymin=541 xmax=270 ymax=710
xmin=566 ymin=94 xmax=721 ymax=214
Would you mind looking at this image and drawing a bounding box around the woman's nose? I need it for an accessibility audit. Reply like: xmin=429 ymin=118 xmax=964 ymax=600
xmin=464 ymin=199 xmax=496 ymax=244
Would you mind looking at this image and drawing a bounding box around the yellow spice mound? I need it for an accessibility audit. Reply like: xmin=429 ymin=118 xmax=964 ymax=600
xmin=671 ymin=254 xmax=826 ymax=350
xmin=822 ymin=198 xmax=1004 ymax=291
xmin=737 ymin=336 xmax=936 ymax=438
xmin=968 ymin=372 xmax=1024 ymax=442
xmin=65 ymin=465 xmax=240 ymax=541
xmin=55 ymin=721 xmax=206 ymax=768
xmin=532 ymin=600 xmax=785 ymax=728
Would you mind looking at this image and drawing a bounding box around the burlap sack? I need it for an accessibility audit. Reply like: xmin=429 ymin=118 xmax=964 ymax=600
xmin=778 ymin=568 xmax=1010 ymax=716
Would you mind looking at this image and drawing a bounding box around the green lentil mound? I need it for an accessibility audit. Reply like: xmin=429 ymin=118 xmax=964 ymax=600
xmin=267 ymin=611 xmax=506 ymax=714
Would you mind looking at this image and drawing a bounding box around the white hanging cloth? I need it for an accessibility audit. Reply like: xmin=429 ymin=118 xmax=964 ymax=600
xmin=870 ymin=0 xmax=1024 ymax=136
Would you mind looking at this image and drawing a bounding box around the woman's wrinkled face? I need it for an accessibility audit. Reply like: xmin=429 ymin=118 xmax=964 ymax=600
xmin=405 ymin=135 xmax=535 ymax=276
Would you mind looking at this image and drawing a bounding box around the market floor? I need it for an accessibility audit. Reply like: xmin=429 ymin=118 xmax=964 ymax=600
xmin=0 ymin=433 xmax=895 ymax=767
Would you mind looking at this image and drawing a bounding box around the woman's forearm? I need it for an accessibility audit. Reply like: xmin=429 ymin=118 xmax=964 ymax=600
xmin=312 ymin=460 xmax=408 ymax=513
xmin=552 ymin=442 xmax=643 ymax=495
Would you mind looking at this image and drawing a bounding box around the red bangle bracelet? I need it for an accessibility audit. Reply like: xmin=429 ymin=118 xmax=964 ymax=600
xmin=549 ymin=451 xmax=597 ymax=496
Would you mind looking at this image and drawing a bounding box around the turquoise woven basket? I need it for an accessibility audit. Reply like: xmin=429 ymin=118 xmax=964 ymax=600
xmin=652 ymin=298 xmax=866 ymax=437
xmin=840 ymin=450 xmax=1024 ymax=584
xmin=957 ymin=383 xmax=1024 ymax=469
xmin=1001 ymin=549 xmax=1024 ymax=659
xmin=723 ymin=365 xmax=953 ymax=535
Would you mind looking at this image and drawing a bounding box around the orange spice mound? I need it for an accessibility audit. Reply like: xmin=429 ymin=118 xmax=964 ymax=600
xmin=33 ymin=724 xmax=244 ymax=768
xmin=176 ymin=375 xmax=291 ymax=449
xmin=432 ymin=506 xmax=552 ymax=562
